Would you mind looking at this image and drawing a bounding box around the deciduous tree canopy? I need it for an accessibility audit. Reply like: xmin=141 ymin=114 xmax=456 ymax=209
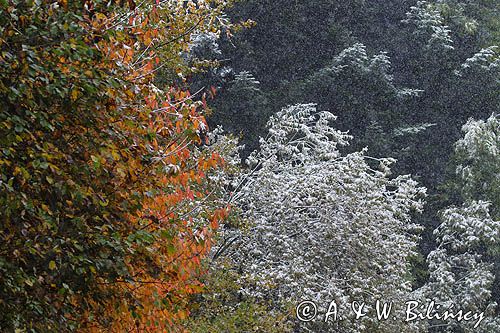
xmin=1 ymin=1 xmax=235 ymax=331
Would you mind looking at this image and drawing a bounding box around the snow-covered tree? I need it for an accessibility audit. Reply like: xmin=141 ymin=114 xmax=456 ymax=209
xmin=419 ymin=202 xmax=500 ymax=332
xmin=225 ymin=104 xmax=426 ymax=332
xmin=294 ymin=43 xmax=424 ymax=158
xmin=454 ymin=114 xmax=500 ymax=217
xmin=402 ymin=1 xmax=454 ymax=51
xmin=419 ymin=115 xmax=500 ymax=332
xmin=210 ymin=71 xmax=271 ymax=156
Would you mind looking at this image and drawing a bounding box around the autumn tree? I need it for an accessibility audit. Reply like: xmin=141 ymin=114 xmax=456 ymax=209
xmin=0 ymin=0 xmax=237 ymax=331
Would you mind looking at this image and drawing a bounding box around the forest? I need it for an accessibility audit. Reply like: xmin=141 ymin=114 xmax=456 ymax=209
xmin=0 ymin=0 xmax=498 ymax=332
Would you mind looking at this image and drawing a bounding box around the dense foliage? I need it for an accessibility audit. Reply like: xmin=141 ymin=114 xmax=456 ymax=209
xmin=196 ymin=0 xmax=498 ymax=331
xmin=418 ymin=115 xmax=500 ymax=332
xmin=228 ymin=104 xmax=426 ymax=332
xmin=1 ymin=0 xmax=498 ymax=332
xmin=0 ymin=0 xmax=235 ymax=331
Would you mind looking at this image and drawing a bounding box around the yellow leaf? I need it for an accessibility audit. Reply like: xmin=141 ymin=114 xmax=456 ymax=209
xmin=111 ymin=150 xmax=120 ymax=161
xmin=95 ymin=12 xmax=107 ymax=21
xmin=71 ymin=89 xmax=79 ymax=101
xmin=49 ymin=261 xmax=56 ymax=270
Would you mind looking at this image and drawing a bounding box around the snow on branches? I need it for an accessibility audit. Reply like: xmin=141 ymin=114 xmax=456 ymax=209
xmin=227 ymin=104 xmax=426 ymax=332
